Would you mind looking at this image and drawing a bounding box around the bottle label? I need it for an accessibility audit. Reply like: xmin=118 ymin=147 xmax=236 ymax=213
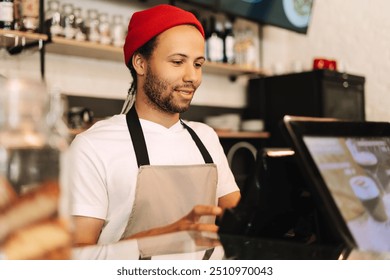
xmin=0 ymin=2 xmax=14 ymax=22
xmin=22 ymin=0 xmax=39 ymax=17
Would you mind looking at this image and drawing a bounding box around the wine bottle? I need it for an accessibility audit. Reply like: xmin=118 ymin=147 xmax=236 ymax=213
xmin=0 ymin=0 xmax=14 ymax=30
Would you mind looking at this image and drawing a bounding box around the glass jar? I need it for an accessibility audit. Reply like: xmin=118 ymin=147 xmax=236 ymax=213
xmin=98 ymin=12 xmax=111 ymax=45
xmin=61 ymin=3 xmax=76 ymax=39
xmin=73 ymin=7 xmax=86 ymax=41
xmin=0 ymin=78 xmax=71 ymax=260
xmin=111 ymin=14 xmax=125 ymax=47
xmin=45 ymin=0 xmax=63 ymax=36
xmin=85 ymin=9 xmax=100 ymax=43
xmin=13 ymin=0 xmax=22 ymax=30
xmin=206 ymin=16 xmax=224 ymax=63
xmin=242 ymin=27 xmax=259 ymax=69
xmin=21 ymin=0 xmax=39 ymax=32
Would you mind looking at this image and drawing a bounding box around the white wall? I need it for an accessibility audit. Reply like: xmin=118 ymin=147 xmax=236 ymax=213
xmin=1 ymin=0 xmax=389 ymax=119
xmin=262 ymin=0 xmax=390 ymax=121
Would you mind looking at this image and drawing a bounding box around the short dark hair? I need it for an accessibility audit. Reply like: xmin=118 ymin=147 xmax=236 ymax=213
xmin=127 ymin=36 xmax=158 ymax=97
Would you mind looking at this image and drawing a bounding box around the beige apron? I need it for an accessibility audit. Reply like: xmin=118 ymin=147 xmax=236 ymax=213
xmin=121 ymin=106 xmax=218 ymax=240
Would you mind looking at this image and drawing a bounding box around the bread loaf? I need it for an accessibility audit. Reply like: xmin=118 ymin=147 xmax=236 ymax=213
xmin=0 ymin=180 xmax=59 ymax=242
xmin=0 ymin=176 xmax=17 ymax=210
xmin=2 ymin=218 xmax=71 ymax=260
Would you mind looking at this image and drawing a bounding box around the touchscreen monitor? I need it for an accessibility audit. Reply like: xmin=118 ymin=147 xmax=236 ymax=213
xmin=283 ymin=116 xmax=390 ymax=253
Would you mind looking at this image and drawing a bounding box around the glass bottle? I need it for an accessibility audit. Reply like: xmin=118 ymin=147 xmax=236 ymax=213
xmin=85 ymin=8 xmax=99 ymax=43
xmin=201 ymin=17 xmax=210 ymax=60
xmin=0 ymin=0 xmax=14 ymax=30
xmin=0 ymin=77 xmax=71 ymax=259
xmin=223 ymin=19 xmax=235 ymax=64
xmin=206 ymin=16 xmax=224 ymax=63
xmin=45 ymin=0 xmax=62 ymax=37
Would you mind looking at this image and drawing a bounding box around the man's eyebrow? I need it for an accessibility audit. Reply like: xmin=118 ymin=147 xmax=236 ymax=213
xmin=168 ymin=53 xmax=206 ymax=60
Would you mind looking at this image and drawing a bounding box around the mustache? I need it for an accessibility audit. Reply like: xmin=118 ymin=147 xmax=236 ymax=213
xmin=173 ymin=84 xmax=197 ymax=91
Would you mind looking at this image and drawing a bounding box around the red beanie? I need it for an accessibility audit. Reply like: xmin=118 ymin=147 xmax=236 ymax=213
xmin=123 ymin=4 xmax=205 ymax=67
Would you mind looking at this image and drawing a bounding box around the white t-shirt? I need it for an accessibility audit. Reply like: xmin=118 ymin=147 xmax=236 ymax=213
xmin=69 ymin=114 xmax=239 ymax=244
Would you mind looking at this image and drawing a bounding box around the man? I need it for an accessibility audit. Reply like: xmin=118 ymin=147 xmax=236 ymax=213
xmin=69 ymin=4 xmax=240 ymax=247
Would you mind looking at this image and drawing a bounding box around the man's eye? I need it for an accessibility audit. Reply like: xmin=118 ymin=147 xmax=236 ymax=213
xmin=172 ymin=60 xmax=183 ymax=65
xmin=194 ymin=62 xmax=204 ymax=68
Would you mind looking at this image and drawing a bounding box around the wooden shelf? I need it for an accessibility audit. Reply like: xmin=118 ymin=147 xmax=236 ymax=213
xmin=45 ymin=36 xmax=268 ymax=76
xmin=216 ymin=130 xmax=270 ymax=139
xmin=203 ymin=61 xmax=269 ymax=77
xmin=0 ymin=29 xmax=48 ymax=40
xmin=48 ymin=36 xmax=123 ymax=61
xmin=1 ymin=31 xmax=269 ymax=77
xmin=0 ymin=29 xmax=48 ymax=47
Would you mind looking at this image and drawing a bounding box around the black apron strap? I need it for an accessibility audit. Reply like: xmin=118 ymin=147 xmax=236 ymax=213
xmin=126 ymin=106 xmax=214 ymax=166
xmin=180 ymin=119 xmax=214 ymax=164
xmin=126 ymin=106 xmax=150 ymax=167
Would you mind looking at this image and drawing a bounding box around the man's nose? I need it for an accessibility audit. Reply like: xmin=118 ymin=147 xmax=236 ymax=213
xmin=183 ymin=63 xmax=201 ymax=83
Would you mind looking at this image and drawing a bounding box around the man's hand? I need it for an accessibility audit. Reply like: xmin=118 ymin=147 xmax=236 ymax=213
xmin=174 ymin=205 xmax=222 ymax=232
xmin=125 ymin=205 xmax=222 ymax=240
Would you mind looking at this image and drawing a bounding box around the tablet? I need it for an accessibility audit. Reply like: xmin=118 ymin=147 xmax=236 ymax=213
xmin=283 ymin=116 xmax=390 ymax=253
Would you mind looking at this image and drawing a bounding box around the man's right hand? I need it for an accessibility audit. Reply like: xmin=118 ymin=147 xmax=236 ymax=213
xmin=124 ymin=205 xmax=223 ymax=240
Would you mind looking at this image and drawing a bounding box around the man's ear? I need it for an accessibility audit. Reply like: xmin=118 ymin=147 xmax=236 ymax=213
xmin=132 ymin=53 xmax=146 ymax=76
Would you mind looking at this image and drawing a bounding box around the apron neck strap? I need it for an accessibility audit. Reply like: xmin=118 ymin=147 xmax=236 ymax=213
xmin=126 ymin=106 xmax=214 ymax=167
xmin=180 ymin=119 xmax=213 ymax=164
xmin=126 ymin=106 xmax=150 ymax=167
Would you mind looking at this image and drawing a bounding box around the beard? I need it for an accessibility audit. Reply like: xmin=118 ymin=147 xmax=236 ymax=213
xmin=143 ymin=65 xmax=195 ymax=114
